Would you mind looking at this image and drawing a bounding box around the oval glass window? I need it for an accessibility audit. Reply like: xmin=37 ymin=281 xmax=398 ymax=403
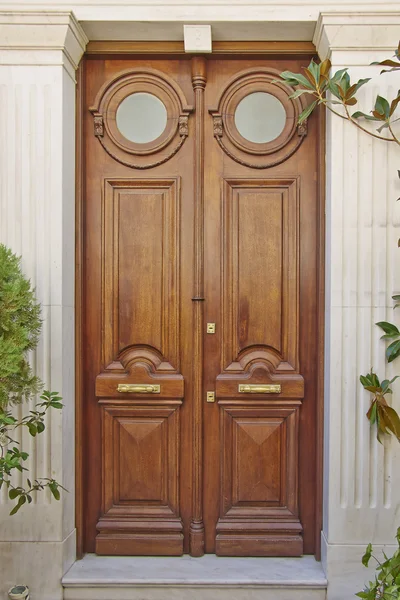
xmin=116 ymin=93 xmax=168 ymax=144
xmin=234 ymin=92 xmax=286 ymax=144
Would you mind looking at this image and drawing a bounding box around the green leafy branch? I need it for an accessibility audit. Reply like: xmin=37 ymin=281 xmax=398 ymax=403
xmin=278 ymin=44 xmax=400 ymax=444
xmin=277 ymin=42 xmax=400 ymax=147
xmin=0 ymin=390 xmax=66 ymax=514
xmin=356 ymin=528 xmax=400 ymax=600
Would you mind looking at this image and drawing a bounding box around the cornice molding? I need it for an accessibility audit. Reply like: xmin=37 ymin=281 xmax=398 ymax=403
xmin=313 ymin=12 xmax=400 ymax=63
xmin=0 ymin=11 xmax=88 ymax=79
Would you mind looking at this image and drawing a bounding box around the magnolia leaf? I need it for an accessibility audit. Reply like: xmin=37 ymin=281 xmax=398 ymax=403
xmin=307 ymin=60 xmax=320 ymax=83
xmin=337 ymin=84 xmax=346 ymax=99
xmin=320 ymin=58 xmax=332 ymax=79
xmin=377 ymin=122 xmax=390 ymax=133
xmin=380 ymin=405 xmax=400 ymax=439
xmin=390 ymin=95 xmax=400 ymax=116
xmin=327 ymin=80 xmax=342 ymax=100
xmin=378 ymin=405 xmax=392 ymax=433
xmin=298 ymin=100 xmax=318 ymax=124
xmin=371 ymin=57 xmax=400 ymax=74
xmin=279 ymin=71 xmax=315 ymax=90
xmin=371 ymin=372 xmax=380 ymax=387
xmin=380 ymin=67 xmax=400 ymax=74
xmin=386 ymin=340 xmax=400 ymax=363
xmin=345 ymin=97 xmax=357 ymax=106
xmin=289 ymin=89 xmax=316 ymax=99
xmin=331 ymin=68 xmax=348 ymax=82
xmin=304 ymin=67 xmax=317 ymax=87
xmin=360 ymin=371 xmax=381 ymax=389
xmin=381 ymin=380 xmax=392 ymax=393
xmin=352 ymin=111 xmax=380 ymax=122
xmin=372 ymin=110 xmax=387 ymax=121
xmin=360 ymin=375 xmax=372 ymax=387
xmin=372 ymin=59 xmax=400 ymax=68
xmin=376 ymin=322 xmax=400 ymax=336
xmin=340 ymin=71 xmax=351 ymax=93
xmin=346 ymin=78 xmax=371 ymax=100
xmin=353 ymin=78 xmax=371 ymax=93
xmin=374 ymin=95 xmax=391 ymax=118
xmin=367 ymin=401 xmax=378 ymax=425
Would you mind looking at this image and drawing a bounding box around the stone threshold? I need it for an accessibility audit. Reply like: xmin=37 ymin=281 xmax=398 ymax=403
xmin=62 ymin=554 xmax=327 ymax=587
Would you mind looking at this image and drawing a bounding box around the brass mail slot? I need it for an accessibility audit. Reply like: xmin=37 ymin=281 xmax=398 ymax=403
xmin=117 ymin=384 xmax=160 ymax=394
xmin=238 ymin=384 xmax=281 ymax=394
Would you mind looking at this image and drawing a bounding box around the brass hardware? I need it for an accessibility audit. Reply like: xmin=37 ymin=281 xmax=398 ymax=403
xmin=207 ymin=323 xmax=216 ymax=334
xmin=206 ymin=391 xmax=215 ymax=403
xmin=117 ymin=384 xmax=160 ymax=394
xmin=238 ymin=384 xmax=281 ymax=394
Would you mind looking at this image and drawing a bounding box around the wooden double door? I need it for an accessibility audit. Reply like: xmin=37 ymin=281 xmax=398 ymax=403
xmin=81 ymin=49 xmax=322 ymax=557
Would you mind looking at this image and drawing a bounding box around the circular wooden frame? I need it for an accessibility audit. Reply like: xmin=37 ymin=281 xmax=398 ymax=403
xmin=224 ymin=82 xmax=296 ymax=155
xmin=90 ymin=68 xmax=193 ymax=168
xmin=209 ymin=67 xmax=306 ymax=168
xmin=106 ymin=78 xmax=179 ymax=156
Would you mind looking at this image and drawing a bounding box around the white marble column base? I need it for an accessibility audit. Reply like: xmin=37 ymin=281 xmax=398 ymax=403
xmin=0 ymin=530 xmax=76 ymax=600
xmin=322 ymin=531 xmax=397 ymax=600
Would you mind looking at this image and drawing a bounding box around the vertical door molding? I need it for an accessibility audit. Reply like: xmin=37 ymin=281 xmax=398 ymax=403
xmin=190 ymin=56 xmax=207 ymax=557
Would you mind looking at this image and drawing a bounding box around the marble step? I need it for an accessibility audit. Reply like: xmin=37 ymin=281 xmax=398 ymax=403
xmin=62 ymin=554 xmax=327 ymax=600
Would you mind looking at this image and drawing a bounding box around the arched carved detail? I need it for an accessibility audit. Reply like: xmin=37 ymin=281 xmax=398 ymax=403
xmin=90 ymin=68 xmax=193 ymax=169
xmin=209 ymin=67 xmax=308 ymax=169
xmin=96 ymin=346 xmax=184 ymax=399
xmin=224 ymin=346 xmax=295 ymax=373
xmin=216 ymin=354 xmax=304 ymax=400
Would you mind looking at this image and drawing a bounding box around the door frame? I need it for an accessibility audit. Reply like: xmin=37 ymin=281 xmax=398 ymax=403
xmin=75 ymin=40 xmax=325 ymax=560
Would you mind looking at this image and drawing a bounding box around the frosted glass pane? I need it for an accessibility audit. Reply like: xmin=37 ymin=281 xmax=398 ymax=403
xmin=116 ymin=93 xmax=167 ymax=143
xmin=234 ymin=92 xmax=286 ymax=143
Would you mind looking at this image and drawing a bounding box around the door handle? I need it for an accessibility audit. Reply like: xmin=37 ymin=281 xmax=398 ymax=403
xmin=117 ymin=384 xmax=160 ymax=394
xmin=238 ymin=384 xmax=281 ymax=394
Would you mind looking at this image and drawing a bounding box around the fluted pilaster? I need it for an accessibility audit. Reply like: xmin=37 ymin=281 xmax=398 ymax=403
xmin=315 ymin=13 xmax=400 ymax=600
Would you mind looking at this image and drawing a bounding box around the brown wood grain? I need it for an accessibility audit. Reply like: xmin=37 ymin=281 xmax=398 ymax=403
xmin=85 ymin=41 xmax=316 ymax=56
xmin=79 ymin=48 xmax=323 ymax=557
xmin=189 ymin=56 xmax=207 ymax=557
xmin=75 ymin=58 xmax=85 ymax=560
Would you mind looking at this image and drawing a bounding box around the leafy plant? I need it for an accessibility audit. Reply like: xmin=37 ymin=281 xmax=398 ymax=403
xmin=0 ymin=244 xmax=65 ymax=513
xmin=277 ymin=43 xmax=400 ymax=442
xmin=356 ymin=527 xmax=400 ymax=600
xmin=0 ymin=244 xmax=42 ymax=408
xmin=359 ymin=371 xmax=400 ymax=442
xmin=278 ymin=43 xmax=400 ymax=147
xmin=0 ymin=390 xmax=65 ymax=514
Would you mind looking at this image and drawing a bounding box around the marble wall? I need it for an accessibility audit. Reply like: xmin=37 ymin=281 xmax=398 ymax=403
xmin=0 ymin=12 xmax=87 ymax=600
xmin=314 ymin=13 xmax=400 ymax=599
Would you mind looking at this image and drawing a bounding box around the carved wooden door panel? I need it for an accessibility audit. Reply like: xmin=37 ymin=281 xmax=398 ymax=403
xmin=203 ymin=58 xmax=321 ymax=556
xmin=81 ymin=53 xmax=321 ymax=557
xmin=83 ymin=57 xmax=196 ymax=556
